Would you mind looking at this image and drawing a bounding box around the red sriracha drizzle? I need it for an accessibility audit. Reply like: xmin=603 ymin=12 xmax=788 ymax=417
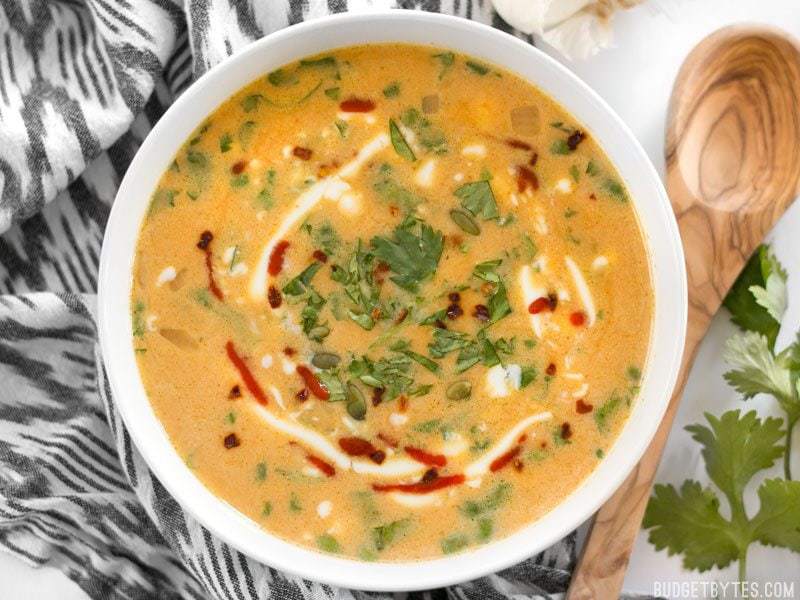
xmin=372 ymin=473 xmax=465 ymax=494
xmin=490 ymin=445 xmax=522 ymax=472
xmin=224 ymin=341 xmax=268 ymax=405
xmin=197 ymin=230 xmax=223 ymax=300
xmin=296 ymin=365 xmax=329 ymax=400
xmin=268 ymin=240 xmax=290 ymax=276
xmin=404 ymin=446 xmax=447 ymax=467
xmin=306 ymin=454 xmax=335 ymax=477
xmin=339 ymin=97 xmax=375 ymax=112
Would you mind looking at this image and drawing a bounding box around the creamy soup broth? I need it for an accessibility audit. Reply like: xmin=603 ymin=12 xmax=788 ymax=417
xmin=131 ymin=44 xmax=652 ymax=561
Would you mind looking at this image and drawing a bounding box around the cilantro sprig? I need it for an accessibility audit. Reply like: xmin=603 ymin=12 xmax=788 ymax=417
xmin=722 ymin=244 xmax=798 ymax=478
xmin=644 ymin=410 xmax=800 ymax=580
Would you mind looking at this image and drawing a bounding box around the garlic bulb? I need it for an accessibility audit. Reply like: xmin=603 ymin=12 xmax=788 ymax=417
xmin=492 ymin=0 xmax=645 ymax=60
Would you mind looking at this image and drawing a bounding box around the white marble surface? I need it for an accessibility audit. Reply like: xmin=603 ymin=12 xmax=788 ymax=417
xmin=3 ymin=1 xmax=799 ymax=597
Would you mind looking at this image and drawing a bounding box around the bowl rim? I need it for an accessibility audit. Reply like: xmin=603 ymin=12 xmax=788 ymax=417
xmin=98 ymin=10 xmax=687 ymax=592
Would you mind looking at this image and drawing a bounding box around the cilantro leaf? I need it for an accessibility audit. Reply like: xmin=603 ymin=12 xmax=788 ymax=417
xmin=347 ymin=353 xmax=414 ymax=400
xmin=455 ymin=180 xmax=499 ymax=220
xmin=461 ymin=482 xmax=512 ymax=518
xmin=400 ymin=108 xmax=447 ymax=153
xmin=487 ymin=281 xmax=511 ymax=324
xmin=750 ymin=246 xmax=788 ymax=322
xmin=723 ymin=245 xmax=783 ymax=349
xmin=331 ymin=240 xmax=383 ymax=330
xmin=389 ymin=119 xmax=416 ymax=162
xmin=373 ymin=164 xmax=426 ymax=212
xmin=751 ymin=478 xmax=800 ymax=551
xmin=316 ymin=371 xmax=346 ymax=402
xmin=282 ymin=262 xmax=322 ymax=296
xmin=686 ymin=410 xmax=784 ymax=501
xmin=371 ymin=219 xmax=444 ymax=292
xmin=390 ymin=340 xmax=439 ymax=373
xmin=472 ymin=260 xmax=502 ymax=283
xmin=723 ymin=331 xmax=797 ymax=418
xmin=372 ymin=519 xmax=411 ymax=551
xmin=428 ymin=329 xmax=472 ymax=359
xmin=645 ymin=480 xmax=740 ymax=572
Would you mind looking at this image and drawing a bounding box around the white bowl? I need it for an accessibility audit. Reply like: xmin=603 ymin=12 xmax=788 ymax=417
xmin=98 ymin=11 xmax=687 ymax=592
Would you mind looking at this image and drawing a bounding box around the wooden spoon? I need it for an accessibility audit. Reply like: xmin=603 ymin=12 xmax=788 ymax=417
xmin=568 ymin=25 xmax=800 ymax=599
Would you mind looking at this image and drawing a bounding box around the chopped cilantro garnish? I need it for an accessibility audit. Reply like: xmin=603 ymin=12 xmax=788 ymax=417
xmin=400 ymin=108 xmax=447 ymax=153
xmin=238 ymin=120 xmax=256 ymax=150
xmin=389 ymin=119 xmax=416 ymax=162
xmin=550 ymin=139 xmax=570 ymax=155
xmin=461 ymin=482 xmax=512 ymax=518
xmin=230 ymin=173 xmax=249 ymax=188
xmin=267 ymin=68 xmax=297 ymax=87
xmin=316 ymin=533 xmax=341 ymax=553
xmin=372 ymin=519 xmax=410 ymax=551
xmin=371 ymin=217 xmax=444 ymax=292
xmin=219 ymin=132 xmax=233 ymax=153
xmin=383 ymin=82 xmax=401 ymax=98
xmin=603 ymin=178 xmax=627 ymax=201
xmin=441 ymin=533 xmax=469 ymax=554
xmin=432 ymin=51 xmax=455 ymax=80
xmin=455 ymin=180 xmax=499 ymax=220
xmin=241 ymin=94 xmax=263 ymax=112
xmin=132 ymin=301 xmax=146 ymax=337
xmin=465 ymin=60 xmax=490 ymax=75
xmin=335 ymin=119 xmax=348 ymax=138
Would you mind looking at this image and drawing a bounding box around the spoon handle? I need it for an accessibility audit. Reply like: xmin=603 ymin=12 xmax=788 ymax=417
xmin=566 ymin=303 xmax=711 ymax=599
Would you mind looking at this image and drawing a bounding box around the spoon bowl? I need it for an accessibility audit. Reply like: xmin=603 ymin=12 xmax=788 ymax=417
xmin=569 ymin=25 xmax=800 ymax=599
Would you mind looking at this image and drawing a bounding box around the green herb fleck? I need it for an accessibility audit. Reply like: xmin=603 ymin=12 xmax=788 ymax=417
xmin=389 ymin=119 xmax=416 ymax=162
xmin=132 ymin=301 xmax=146 ymax=337
xmin=289 ymin=493 xmax=302 ymax=513
xmin=241 ymin=94 xmax=263 ymax=112
xmin=316 ymin=533 xmax=341 ymax=553
xmin=441 ymin=533 xmax=469 ymax=554
xmin=219 ymin=133 xmax=233 ymax=153
xmin=267 ymin=68 xmax=297 ymax=87
xmin=465 ymin=60 xmax=490 ymax=75
xmin=455 ymin=180 xmax=499 ymax=220
xmin=432 ymin=51 xmax=455 ymax=80
xmin=550 ymin=139 xmax=570 ymax=155
xmin=372 ymin=519 xmax=410 ymax=551
xmin=603 ymin=178 xmax=627 ymax=201
xmin=383 ymin=82 xmax=401 ymax=98
xmin=335 ymin=119 xmax=348 ymax=138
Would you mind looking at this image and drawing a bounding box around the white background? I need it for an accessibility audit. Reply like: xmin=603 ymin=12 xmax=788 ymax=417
xmin=2 ymin=0 xmax=799 ymax=597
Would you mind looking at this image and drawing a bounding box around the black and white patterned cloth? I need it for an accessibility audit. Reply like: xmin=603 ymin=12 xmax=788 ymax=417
xmin=0 ymin=2 xmax=650 ymax=598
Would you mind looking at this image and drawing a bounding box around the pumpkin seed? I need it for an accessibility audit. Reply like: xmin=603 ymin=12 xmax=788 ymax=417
xmin=446 ymin=380 xmax=472 ymax=401
xmin=449 ymin=209 xmax=480 ymax=236
xmin=307 ymin=325 xmax=330 ymax=341
xmin=346 ymin=382 xmax=367 ymax=420
xmin=311 ymin=352 xmax=341 ymax=369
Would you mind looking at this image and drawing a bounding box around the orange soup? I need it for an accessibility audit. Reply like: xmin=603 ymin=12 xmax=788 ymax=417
xmin=131 ymin=44 xmax=652 ymax=561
